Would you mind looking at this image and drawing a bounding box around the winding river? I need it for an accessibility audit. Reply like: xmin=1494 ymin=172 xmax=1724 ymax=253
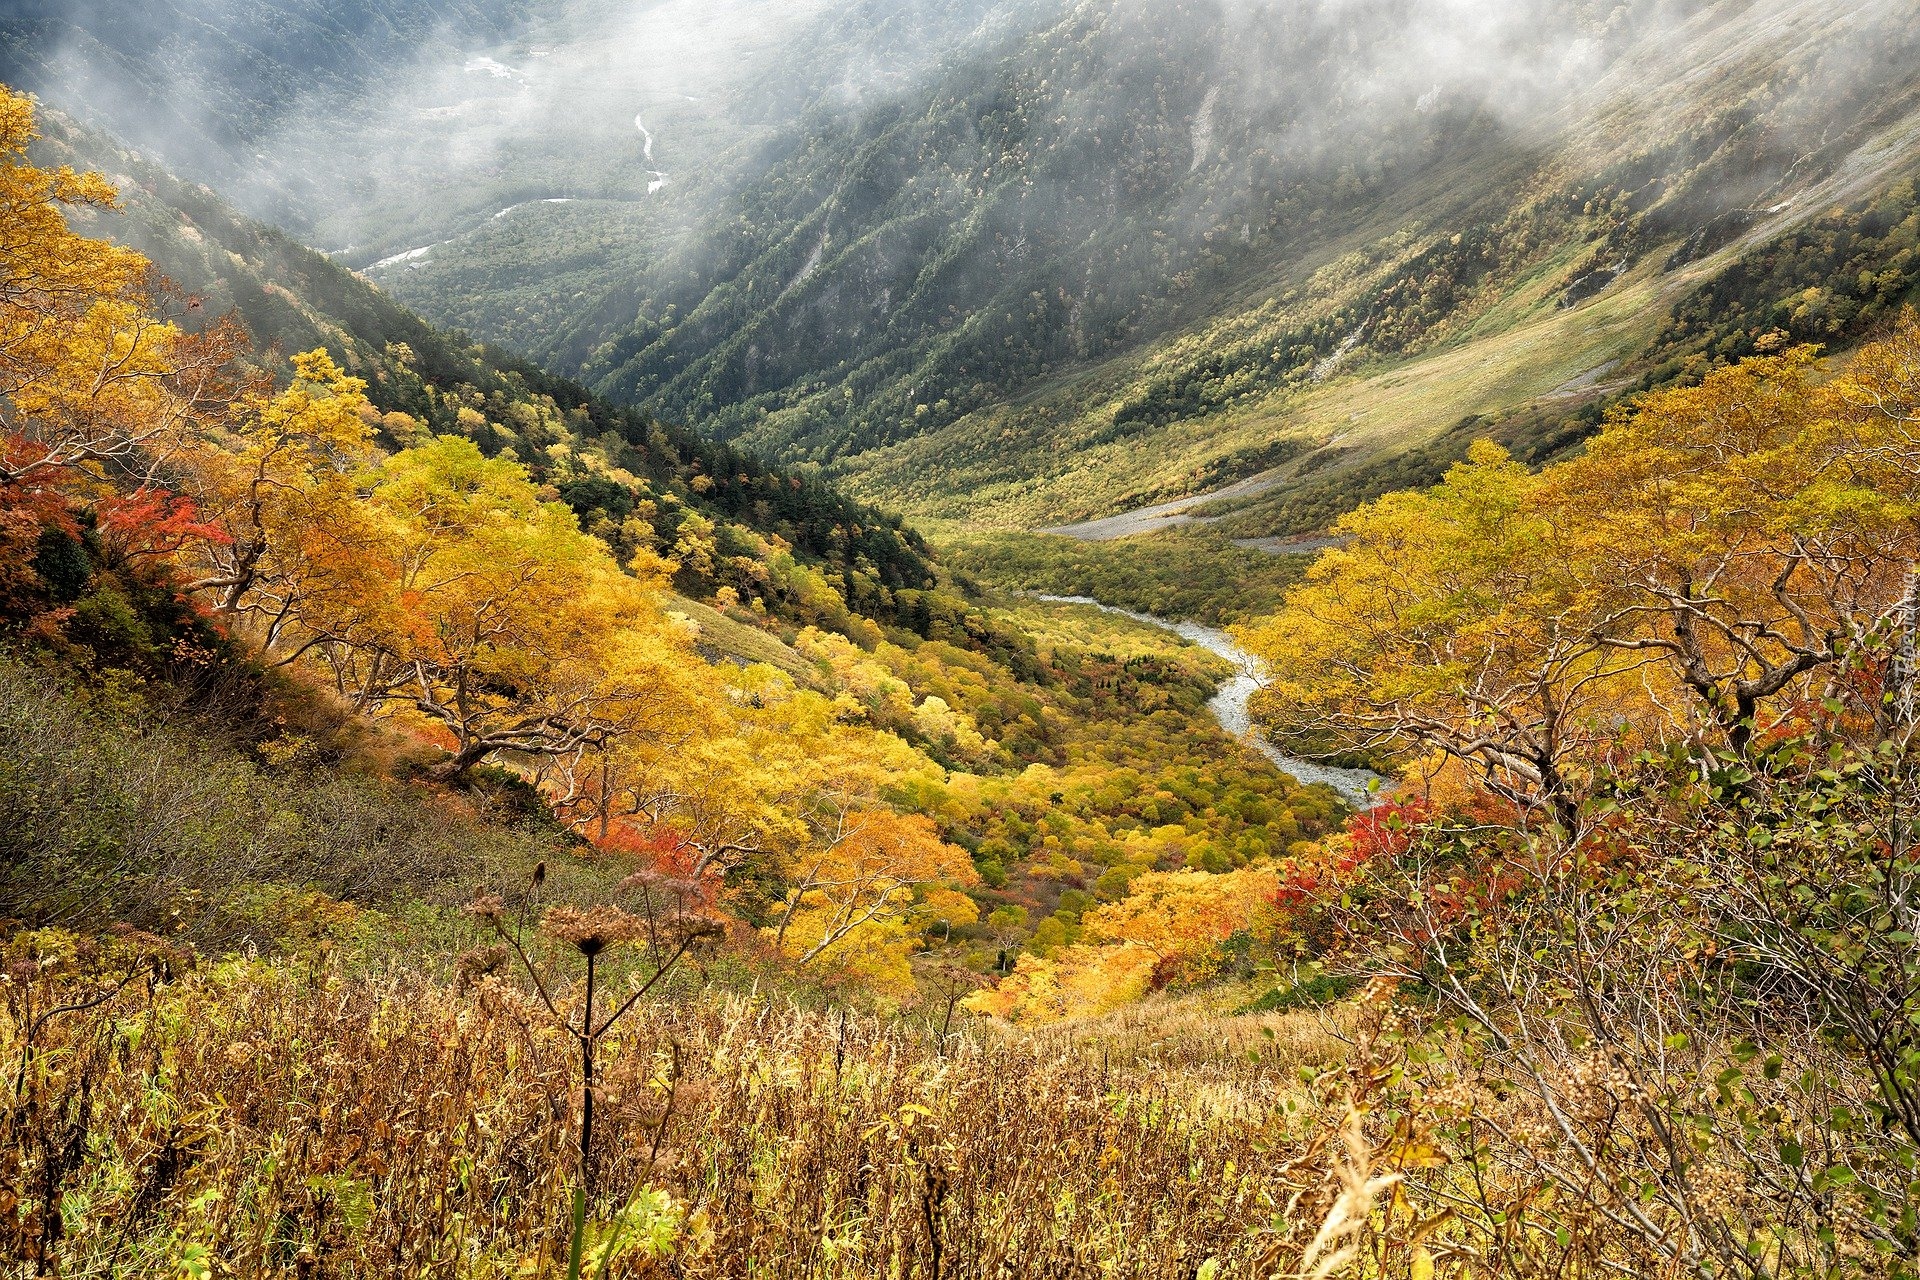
xmin=1033 ymin=595 xmax=1385 ymax=809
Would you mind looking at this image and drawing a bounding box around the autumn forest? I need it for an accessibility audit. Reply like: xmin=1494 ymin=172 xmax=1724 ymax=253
xmin=5 ymin=0 xmax=1920 ymax=1275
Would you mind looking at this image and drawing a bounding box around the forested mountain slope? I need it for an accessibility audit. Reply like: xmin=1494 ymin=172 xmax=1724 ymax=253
xmin=551 ymin=0 xmax=1920 ymax=526
xmin=29 ymin=109 xmax=940 ymax=617
xmin=19 ymin=0 xmax=1920 ymax=533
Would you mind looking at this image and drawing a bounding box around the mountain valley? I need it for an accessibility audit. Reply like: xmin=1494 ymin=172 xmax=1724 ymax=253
xmin=6 ymin=2 xmax=1920 ymax=1274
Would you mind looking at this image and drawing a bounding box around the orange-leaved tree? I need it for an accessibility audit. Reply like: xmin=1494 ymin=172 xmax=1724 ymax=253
xmin=769 ymin=808 xmax=978 ymax=994
xmin=1078 ymin=866 xmax=1286 ymax=970
xmin=966 ymin=866 xmax=1290 ymax=1023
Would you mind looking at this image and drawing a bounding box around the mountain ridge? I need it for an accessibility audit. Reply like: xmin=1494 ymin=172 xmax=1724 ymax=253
xmin=529 ymin=0 xmax=1920 ymax=529
xmin=13 ymin=0 xmax=1920 ymax=538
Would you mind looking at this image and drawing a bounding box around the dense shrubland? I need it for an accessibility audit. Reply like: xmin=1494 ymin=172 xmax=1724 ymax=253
xmin=0 ymin=658 xmax=573 ymax=943
xmin=1169 ymin=314 xmax=1920 ymax=1275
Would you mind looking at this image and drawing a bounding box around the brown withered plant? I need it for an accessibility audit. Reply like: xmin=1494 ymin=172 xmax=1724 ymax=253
xmin=466 ymin=863 xmax=722 ymax=1264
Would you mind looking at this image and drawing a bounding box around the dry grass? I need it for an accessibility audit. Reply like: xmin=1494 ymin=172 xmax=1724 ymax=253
xmin=0 ymin=958 xmax=1370 ymax=1279
xmin=9 ymin=951 xmax=1889 ymax=1278
xmin=1025 ymin=989 xmax=1351 ymax=1068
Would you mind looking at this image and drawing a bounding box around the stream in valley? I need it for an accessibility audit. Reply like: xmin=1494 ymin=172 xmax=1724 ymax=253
xmin=1033 ymin=595 xmax=1385 ymax=809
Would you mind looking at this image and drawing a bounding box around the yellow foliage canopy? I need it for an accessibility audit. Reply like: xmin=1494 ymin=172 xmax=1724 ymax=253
xmin=769 ymin=809 xmax=979 ymax=996
xmin=0 ymin=87 xmax=241 ymax=493
xmin=1246 ymin=315 xmax=1920 ymax=824
xmin=969 ymin=866 xmax=1289 ymax=1023
xmin=287 ymin=435 xmax=702 ymax=778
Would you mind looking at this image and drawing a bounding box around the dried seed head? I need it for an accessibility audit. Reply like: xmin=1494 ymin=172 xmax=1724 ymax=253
xmin=455 ymin=944 xmax=509 ymax=992
xmin=542 ymin=905 xmax=644 ymax=957
xmin=465 ymin=893 xmax=506 ymax=924
xmin=458 ymin=944 xmax=508 ymax=976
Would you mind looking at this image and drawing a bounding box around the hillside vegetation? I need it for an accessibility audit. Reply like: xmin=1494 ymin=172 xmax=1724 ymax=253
xmin=0 ymin=77 xmax=1344 ymax=997
xmin=0 ymin=88 xmax=1403 ymax=1270
xmin=7 ymin=2 xmax=1920 ymax=1274
xmin=27 ymin=109 xmax=941 ymax=627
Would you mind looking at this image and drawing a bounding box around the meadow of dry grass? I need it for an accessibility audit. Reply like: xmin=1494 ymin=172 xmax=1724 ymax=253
xmin=8 ymin=935 xmax=1909 ymax=1279
xmin=0 ymin=955 xmax=1365 ymax=1278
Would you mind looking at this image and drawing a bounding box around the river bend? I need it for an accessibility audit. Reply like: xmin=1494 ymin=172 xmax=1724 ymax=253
xmin=1033 ymin=595 xmax=1385 ymax=809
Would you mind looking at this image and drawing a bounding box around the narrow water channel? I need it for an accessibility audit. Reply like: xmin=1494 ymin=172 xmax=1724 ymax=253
xmin=1033 ymin=595 xmax=1386 ymax=809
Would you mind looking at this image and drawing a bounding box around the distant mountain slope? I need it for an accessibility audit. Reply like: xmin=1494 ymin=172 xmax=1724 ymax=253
xmin=27 ymin=109 xmax=941 ymax=615
xmin=1 ymin=0 xmax=1035 ymax=291
xmin=0 ymin=0 xmax=531 ymax=229
xmin=565 ymin=0 xmax=1574 ymax=449
xmin=17 ymin=0 xmax=1919 ymax=536
xmin=534 ymin=0 xmax=1920 ymax=528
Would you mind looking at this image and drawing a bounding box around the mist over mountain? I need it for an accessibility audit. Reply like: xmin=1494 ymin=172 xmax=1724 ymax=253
xmin=538 ymin=0 xmax=1920 ymax=527
xmin=0 ymin=0 xmax=532 ymax=225
xmin=0 ymin=0 xmax=1031 ymax=246
xmin=564 ymin=0 xmax=1666 ymax=448
xmin=10 ymin=0 xmax=1920 ymax=530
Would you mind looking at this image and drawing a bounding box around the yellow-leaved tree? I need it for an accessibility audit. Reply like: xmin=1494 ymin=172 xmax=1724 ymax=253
xmin=179 ymin=349 xmax=387 ymax=660
xmin=1245 ymin=316 xmax=1920 ymax=823
xmin=768 ymin=808 xmax=979 ymax=995
xmin=1544 ymin=345 xmax=1909 ymax=755
xmin=1243 ymin=440 xmax=1631 ymax=827
xmin=0 ymin=88 xmax=240 ymax=495
xmin=294 ymin=436 xmax=700 ymax=779
xmin=548 ymin=663 xmax=810 ymax=872
xmin=756 ymin=688 xmax=978 ymax=994
xmin=1826 ymin=313 xmax=1920 ymax=733
xmin=546 ymin=654 xmax=978 ymax=996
